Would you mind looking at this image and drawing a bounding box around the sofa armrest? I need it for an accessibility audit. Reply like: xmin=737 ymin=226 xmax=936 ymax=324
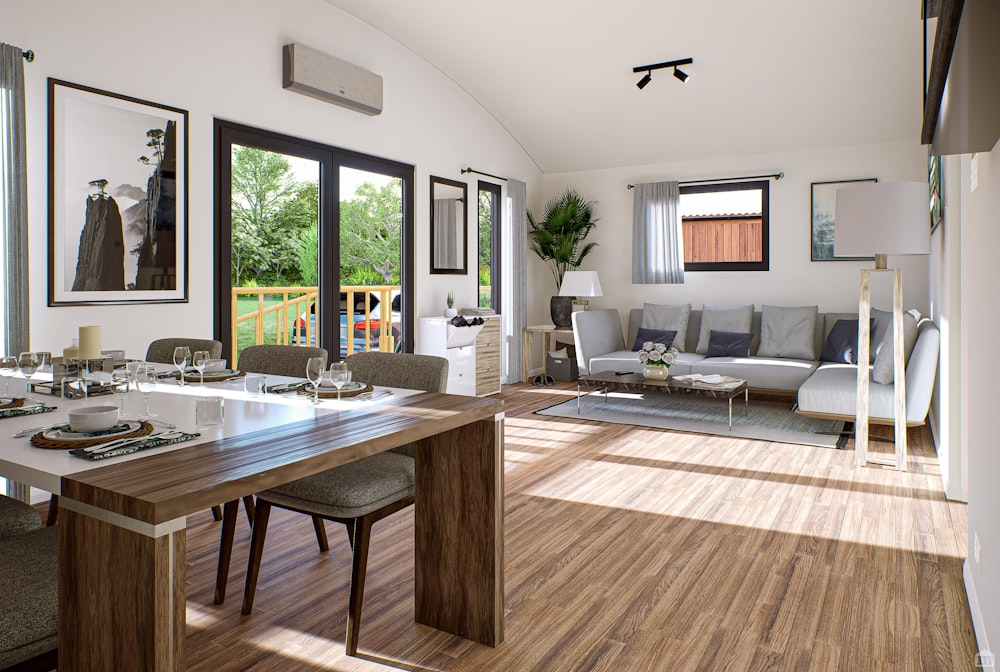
xmin=572 ymin=309 xmax=625 ymax=375
xmin=904 ymin=319 xmax=940 ymax=423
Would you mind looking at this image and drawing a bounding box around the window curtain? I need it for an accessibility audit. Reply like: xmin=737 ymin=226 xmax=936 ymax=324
xmin=1 ymin=44 xmax=29 ymax=356
xmin=632 ymin=180 xmax=684 ymax=284
xmin=503 ymin=179 xmax=527 ymax=383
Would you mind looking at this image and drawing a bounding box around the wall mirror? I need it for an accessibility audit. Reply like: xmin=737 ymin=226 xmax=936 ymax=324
xmin=430 ymin=176 xmax=468 ymax=274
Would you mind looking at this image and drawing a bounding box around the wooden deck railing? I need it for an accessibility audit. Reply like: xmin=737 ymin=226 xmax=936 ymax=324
xmin=231 ymin=285 xmax=400 ymax=361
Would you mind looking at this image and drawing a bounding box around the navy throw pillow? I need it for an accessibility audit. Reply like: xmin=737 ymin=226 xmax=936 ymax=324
xmin=820 ymin=319 xmax=874 ymax=364
xmin=632 ymin=327 xmax=677 ymax=351
xmin=705 ymin=330 xmax=752 ymax=357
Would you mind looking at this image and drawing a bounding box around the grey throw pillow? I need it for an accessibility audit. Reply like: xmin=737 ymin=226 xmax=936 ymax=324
xmin=870 ymin=308 xmax=893 ymax=363
xmin=641 ymin=303 xmax=692 ymax=352
xmin=872 ymin=310 xmax=920 ymax=384
xmin=757 ymin=305 xmax=819 ymax=360
xmin=695 ymin=304 xmax=754 ymax=354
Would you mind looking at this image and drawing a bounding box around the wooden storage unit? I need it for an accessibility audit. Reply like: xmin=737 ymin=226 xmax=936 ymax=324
xmin=475 ymin=316 xmax=501 ymax=396
xmin=416 ymin=315 xmax=501 ymax=396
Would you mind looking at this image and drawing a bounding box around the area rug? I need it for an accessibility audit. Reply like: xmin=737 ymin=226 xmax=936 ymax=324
xmin=536 ymin=390 xmax=848 ymax=448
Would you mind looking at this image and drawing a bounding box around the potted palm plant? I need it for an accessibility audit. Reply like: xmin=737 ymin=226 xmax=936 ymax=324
xmin=528 ymin=189 xmax=599 ymax=327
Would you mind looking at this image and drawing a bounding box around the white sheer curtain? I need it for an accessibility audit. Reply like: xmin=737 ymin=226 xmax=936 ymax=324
xmin=503 ymin=179 xmax=527 ymax=383
xmin=632 ymin=180 xmax=685 ymax=284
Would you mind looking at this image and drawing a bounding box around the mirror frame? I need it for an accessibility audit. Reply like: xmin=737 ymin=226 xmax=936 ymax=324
xmin=429 ymin=175 xmax=468 ymax=275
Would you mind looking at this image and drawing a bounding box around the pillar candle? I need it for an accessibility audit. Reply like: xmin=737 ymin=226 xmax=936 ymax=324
xmin=78 ymin=326 xmax=102 ymax=360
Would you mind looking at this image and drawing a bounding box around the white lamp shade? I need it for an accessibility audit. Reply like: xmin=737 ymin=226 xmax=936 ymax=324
xmin=559 ymin=270 xmax=603 ymax=297
xmin=835 ymin=181 xmax=931 ymax=257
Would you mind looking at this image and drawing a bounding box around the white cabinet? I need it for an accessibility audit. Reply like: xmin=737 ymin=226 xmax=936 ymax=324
xmin=416 ymin=316 xmax=499 ymax=396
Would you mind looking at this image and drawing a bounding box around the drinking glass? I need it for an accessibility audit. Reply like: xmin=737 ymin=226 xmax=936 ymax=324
xmin=0 ymin=355 xmax=16 ymax=397
xmin=328 ymin=362 xmax=351 ymax=401
xmin=17 ymin=352 xmax=40 ymax=400
xmin=135 ymin=364 xmax=158 ymax=418
xmin=191 ymin=350 xmax=210 ymax=385
xmin=111 ymin=368 xmax=132 ymax=420
xmin=173 ymin=347 xmax=191 ymax=386
xmin=306 ymin=356 xmax=327 ymax=405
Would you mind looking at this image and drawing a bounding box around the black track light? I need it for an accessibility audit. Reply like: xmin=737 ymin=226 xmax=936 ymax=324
xmin=632 ymin=57 xmax=693 ymax=90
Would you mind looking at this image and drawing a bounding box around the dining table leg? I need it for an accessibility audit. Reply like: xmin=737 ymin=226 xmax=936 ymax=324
xmin=58 ymin=499 xmax=186 ymax=671
xmin=414 ymin=412 xmax=505 ymax=647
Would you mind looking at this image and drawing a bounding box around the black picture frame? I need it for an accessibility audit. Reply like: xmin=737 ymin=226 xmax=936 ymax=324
xmin=48 ymin=78 xmax=189 ymax=305
xmin=810 ymin=178 xmax=878 ymax=261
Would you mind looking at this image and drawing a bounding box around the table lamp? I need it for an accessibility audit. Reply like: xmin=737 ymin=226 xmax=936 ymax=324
xmin=835 ymin=181 xmax=930 ymax=471
xmin=559 ymin=270 xmax=604 ymax=312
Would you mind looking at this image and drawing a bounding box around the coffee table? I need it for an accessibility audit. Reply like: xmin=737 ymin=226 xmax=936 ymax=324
xmin=577 ymin=370 xmax=749 ymax=430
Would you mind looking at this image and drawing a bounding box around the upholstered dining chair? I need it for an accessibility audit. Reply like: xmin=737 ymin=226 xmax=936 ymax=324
xmin=0 ymin=494 xmax=41 ymax=539
xmin=0 ymin=525 xmax=58 ymax=672
xmin=144 ymin=337 xmax=223 ymax=364
xmin=217 ymin=351 xmax=448 ymax=656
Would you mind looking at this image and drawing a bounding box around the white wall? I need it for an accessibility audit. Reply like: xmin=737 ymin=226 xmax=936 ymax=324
xmin=529 ymin=140 xmax=928 ymax=346
xmin=10 ymin=0 xmax=540 ymax=357
xmin=961 ymin=144 xmax=1000 ymax=659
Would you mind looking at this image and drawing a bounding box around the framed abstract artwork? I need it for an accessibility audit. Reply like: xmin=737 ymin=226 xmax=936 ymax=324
xmin=929 ymin=151 xmax=943 ymax=233
xmin=810 ymin=178 xmax=878 ymax=261
xmin=48 ymin=78 xmax=188 ymax=305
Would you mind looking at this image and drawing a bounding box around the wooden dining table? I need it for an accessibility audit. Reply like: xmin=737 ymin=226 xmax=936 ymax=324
xmin=0 ymin=373 xmax=505 ymax=671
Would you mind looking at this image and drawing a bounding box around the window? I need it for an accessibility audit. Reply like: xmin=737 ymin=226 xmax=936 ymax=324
xmin=477 ymin=181 xmax=502 ymax=310
xmin=679 ymin=180 xmax=769 ymax=271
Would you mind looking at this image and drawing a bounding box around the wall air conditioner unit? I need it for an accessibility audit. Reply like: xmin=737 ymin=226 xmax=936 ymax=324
xmin=282 ymin=43 xmax=383 ymax=116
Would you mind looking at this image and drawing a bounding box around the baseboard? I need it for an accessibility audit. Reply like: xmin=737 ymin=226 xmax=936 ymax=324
xmin=964 ymin=559 xmax=995 ymax=669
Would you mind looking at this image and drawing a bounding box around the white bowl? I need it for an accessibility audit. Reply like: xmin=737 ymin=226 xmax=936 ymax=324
xmin=68 ymin=405 xmax=120 ymax=432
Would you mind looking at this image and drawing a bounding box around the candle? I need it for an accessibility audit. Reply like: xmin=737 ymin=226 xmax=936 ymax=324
xmin=79 ymin=326 xmax=102 ymax=360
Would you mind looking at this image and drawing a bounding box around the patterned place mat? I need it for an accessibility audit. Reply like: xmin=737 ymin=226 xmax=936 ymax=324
xmin=70 ymin=431 xmax=201 ymax=461
xmin=30 ymin=420 xmax=155 ymax=450
xmin=297 ymin=382 xmax=374 ymax=399
xmin=0 ymin=397 xmax=25 ymax=410
xmin=0 ymin=405 xmax=57 ymax=420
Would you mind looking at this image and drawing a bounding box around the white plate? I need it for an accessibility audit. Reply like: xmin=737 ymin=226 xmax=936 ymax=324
xmin=319 ymin=380 xmax=365 ymax=391
xmin=44 ymin=421 xmax=142 ymax=442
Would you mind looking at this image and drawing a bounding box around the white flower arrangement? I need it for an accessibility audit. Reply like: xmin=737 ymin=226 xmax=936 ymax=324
xmin=637 ymin=341 xmax=680 ymax=367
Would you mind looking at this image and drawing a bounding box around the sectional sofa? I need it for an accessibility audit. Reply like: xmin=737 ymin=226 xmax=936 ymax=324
xmin=571 ymin=305 xmax=940 ymax=426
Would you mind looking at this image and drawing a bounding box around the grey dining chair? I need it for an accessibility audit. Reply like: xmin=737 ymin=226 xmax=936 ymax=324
xmin=216 ymin=351 xmax=448 ymax=656
xmin=0 ymin=525 xmax=58 ymax=671
xmin=144 ymin=337 xmax=223 ymax=365
xmin=0 ymin=494 xmax=41 ymax=539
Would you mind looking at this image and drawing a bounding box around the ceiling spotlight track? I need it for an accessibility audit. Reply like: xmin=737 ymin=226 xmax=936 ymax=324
xmin=632 ymin=57 xmax=693 ymax=89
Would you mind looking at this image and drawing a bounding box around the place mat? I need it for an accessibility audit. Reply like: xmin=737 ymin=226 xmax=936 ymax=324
xmin=266 ymin=381 xmax=308 ymax=394
xmin=297 ymin=382 xmax=374 ymax=399
xmin=0 ymin=405 xmax=57 ymax=420
xmin=30 ymin=420 xmax=155 ymax=450
xmin=162 ymin=368 xmax=245 ymax=383
xmin=70 ymin=431 xmax=201 ymax=461
xmin=0 ymin=397 xmax=26 ymax=410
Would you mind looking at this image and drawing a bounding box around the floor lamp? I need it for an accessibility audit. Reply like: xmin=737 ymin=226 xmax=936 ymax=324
xmin=835 ymin=182 xmax=930 ymax=471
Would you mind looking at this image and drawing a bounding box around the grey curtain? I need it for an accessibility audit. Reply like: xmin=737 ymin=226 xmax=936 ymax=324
xmin=632 ymin=180 xmax=684 ymax=284
xmin=433 ymin=198 xmax=459 ymax=268
xmin=1 ymin=44 xmax=29 ymax=356
xmin=504 ymin=179 xmax=527 ymax=383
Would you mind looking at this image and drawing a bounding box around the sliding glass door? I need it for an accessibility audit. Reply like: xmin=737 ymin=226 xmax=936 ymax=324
xmin=214 ymin=120 xmax=413 ymax=363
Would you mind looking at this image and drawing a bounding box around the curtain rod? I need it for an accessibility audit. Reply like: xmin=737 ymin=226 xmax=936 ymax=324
xmin=627 ymin=171 xmax=783 ymax=189
xmin=22 ymin=49 xmax=34 ymax=62
xmin=461 ymin=167 xmax=508 ymax=182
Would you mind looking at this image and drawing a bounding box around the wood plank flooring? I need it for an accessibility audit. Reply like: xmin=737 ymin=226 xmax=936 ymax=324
xmin=171 ymin=382 xmax=978 ymax=671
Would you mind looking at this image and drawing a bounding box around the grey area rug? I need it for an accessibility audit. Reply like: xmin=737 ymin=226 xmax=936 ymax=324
xmin=536 ymin=390 xmax=847 ymax=448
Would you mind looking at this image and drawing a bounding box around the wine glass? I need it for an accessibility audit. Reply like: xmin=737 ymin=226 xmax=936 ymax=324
xmin=111 ymin=368 xmax=132 ymax=420
xmin=0 ymin=355 xmax=16 ymax=397
xmin=191 ymin=350 xmax=210 ymax=385
xmin=173 ymin=347 xmax=191 ymax=386
xmin=17 ymin=352 xmax=40 ymax=400
xmin=306 ymin=356 xmax=327 ymax=405
xmin=135 ymin=364 xmax=158 ymax=418
xmin=328 ymin=362 xmax=351 ymax=401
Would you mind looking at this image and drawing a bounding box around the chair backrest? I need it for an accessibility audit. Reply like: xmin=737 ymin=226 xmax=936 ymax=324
xmin=145 ymin=338 xmax=223 ymax=364
xmin=237 ymin=345 xmax=329 ymax=378
xmin=345 ymin=352 xmax=448 ymax=392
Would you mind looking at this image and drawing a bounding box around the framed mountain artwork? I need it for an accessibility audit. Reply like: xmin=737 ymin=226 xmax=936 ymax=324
xmin=48 ymin=79 xmax=188 ymax=305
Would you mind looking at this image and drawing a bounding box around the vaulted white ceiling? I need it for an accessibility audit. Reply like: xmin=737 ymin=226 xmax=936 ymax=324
xmin=324 ymin=0 xmax=924 ymax=174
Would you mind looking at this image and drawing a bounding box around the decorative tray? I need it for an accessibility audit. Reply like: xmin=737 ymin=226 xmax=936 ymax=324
xmin=297 ymin=381 xmax=374 ymax=399
xmin=30 ymin=420 xmax=155 ymax=450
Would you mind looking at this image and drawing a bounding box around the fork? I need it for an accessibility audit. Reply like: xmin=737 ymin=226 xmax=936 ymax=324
xmin=84 ymin=431 xmax=177 ymax=454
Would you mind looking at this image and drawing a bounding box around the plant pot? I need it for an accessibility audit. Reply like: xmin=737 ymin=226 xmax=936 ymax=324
xmin=642 ymin=365 xmax=670 ymax=380
xmin=550 ymin=295 xmax=575 ymax=328
xmin=443 ymin=308 xmax=457 ymax=318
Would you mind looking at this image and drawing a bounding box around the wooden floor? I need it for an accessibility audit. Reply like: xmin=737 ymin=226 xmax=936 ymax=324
xmin=173 ymin=382 xmax=977 ymax=671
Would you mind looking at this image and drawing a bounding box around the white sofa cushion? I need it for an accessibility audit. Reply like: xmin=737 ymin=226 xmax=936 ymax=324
xmin=588 ymin=350 xmax=703 ymax=376
xmin=757 ymin=305 xmax=819 ymax=360
xmin=692 ymin=357 xmax=819 ymax=392
xmin=871 ymin=310 xmax=920 ymax=384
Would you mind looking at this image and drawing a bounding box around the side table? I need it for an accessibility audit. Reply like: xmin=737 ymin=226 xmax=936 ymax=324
xmin=521 ymin=325 xmax=575 ymax=382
